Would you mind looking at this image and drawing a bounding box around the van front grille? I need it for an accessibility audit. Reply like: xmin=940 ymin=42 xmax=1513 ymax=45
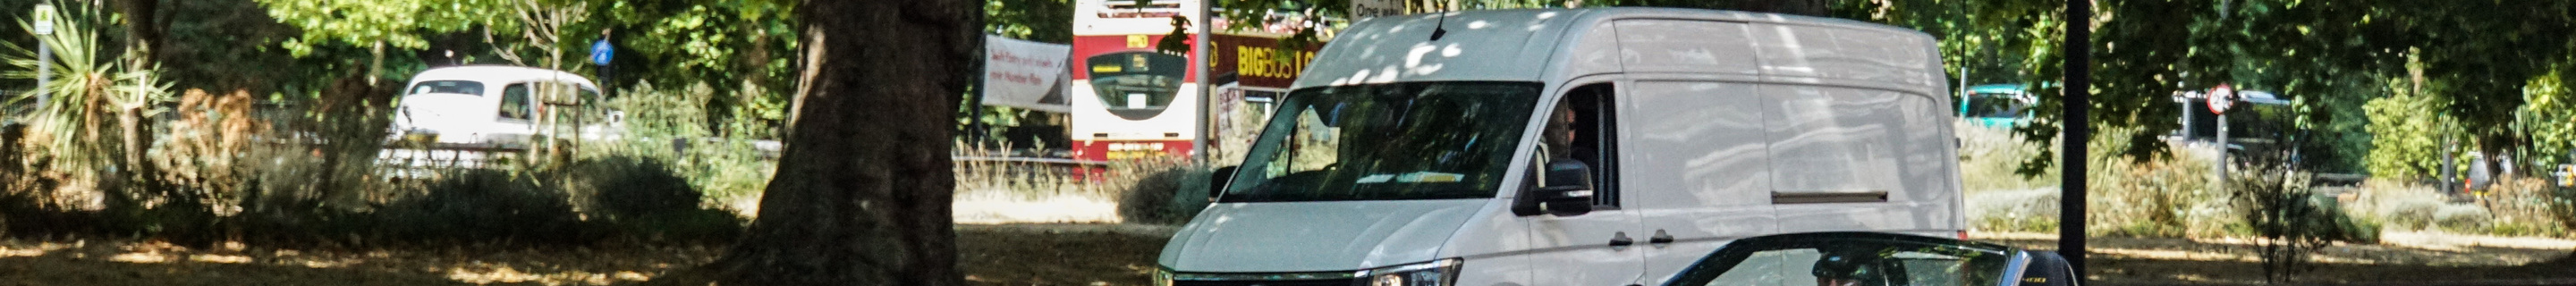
xmin=1173 ymin=278 xmax=1355 ymax=286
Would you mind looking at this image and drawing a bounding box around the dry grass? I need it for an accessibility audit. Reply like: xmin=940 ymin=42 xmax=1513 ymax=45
xmin=1974 ymin=231 xmax=2576 ymax=285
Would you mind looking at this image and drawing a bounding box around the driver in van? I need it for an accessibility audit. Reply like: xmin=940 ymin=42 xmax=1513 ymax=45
xmin=1540 ymin=101 xmax=1593 ymax=167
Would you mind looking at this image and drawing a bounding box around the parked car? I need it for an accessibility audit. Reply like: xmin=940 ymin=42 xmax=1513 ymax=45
xmin=1661 ymin=231 xmax=2078 ymax=286
xmin=1959 ymin=84 xmax=2033 ymax=128
xmin=1156 ymin=7 xmax=1963 ymax=286
xmin=386 ymin=65 xmax=617 ymax=149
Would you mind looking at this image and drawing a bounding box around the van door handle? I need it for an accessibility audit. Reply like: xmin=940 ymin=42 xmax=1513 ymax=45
xmin=1648 ymin=230 xmax=1674 ymax=244
xmin=1608 ymin=231 xmax=1635 ymax=247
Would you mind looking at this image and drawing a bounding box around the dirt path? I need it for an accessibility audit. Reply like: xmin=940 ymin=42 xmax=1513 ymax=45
xmin=1972 ymin=231 xmax=2576 ymax=285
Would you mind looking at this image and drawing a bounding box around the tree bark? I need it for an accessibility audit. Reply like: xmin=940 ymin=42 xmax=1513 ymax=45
xmin=676 ymin=0 xmax=981 ymax=285
xmin=118 ymin=0 xmax=166 ymax=63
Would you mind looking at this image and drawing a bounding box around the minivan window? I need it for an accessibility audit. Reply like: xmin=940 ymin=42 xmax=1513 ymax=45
xmin=1221 ymin=81 xmax=1540 ymax=203
xmin=410 ymin=80 xmax=486 ymax=96
xmin=499 ymin=83 xmax=533 ymax=121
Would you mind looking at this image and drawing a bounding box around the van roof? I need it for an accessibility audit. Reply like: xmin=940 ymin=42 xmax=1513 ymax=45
xmin=406 ymin=65 xmax=601 ymax=89
xmin=1293 ymin=8 xmax=1938 ymax=91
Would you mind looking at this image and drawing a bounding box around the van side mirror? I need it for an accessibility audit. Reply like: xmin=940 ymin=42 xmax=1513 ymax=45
xmin=1208 ymin=166 xmax=1238 ymax=200
xmin=1513 ymin=160 xmax=1595 ymax=216
xmin=2017 ymin=250 xmax=2080 ymax=286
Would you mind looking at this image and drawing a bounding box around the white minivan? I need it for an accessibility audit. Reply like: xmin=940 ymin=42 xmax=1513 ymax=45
xmin=1159 ymin=8 xmax=1962 ymax=286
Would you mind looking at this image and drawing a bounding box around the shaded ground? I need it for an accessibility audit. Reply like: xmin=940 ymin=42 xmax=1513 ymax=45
xmin=1973 ymin=231 xmax=2576 ymax=285
xmin=18 ymin=225 xmax=2556 ymax=285
xmin=0 ymin=223 xmax=1174 ymax=286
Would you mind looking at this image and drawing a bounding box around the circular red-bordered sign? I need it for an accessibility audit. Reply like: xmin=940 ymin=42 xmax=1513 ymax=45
xmin=2207 ymin=84 xmax=2235 ymax=115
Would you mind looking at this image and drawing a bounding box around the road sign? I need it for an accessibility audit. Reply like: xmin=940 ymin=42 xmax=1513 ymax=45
xmin=32 ymin=4 xmax=56 ymax=36
xmin=589 ymin=39 xmax=613 ymax=66
xmin=2207 ymin=83 xmax=2235 ymax=114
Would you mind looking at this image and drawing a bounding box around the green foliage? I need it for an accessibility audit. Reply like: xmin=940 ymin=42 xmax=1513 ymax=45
xmin=987 ymin=0 xmax=1072 ymax=43
xmin=595 ymin=81 xmax=781 ymax=205
xmin=158 ymin=0 xmax=314 ymax=93
xmin=609 ymin=0 xmax=801 ymax=96
xmin=252 ymin=0 xmax=503 ymax=56
xmin=2523 ymin=71 xmax=2576 ymax=167
xmin=2085 ymin=127 xmax=2235 ymax=238
xmin=4 ymin=3 xmax=170 ymax=173
xmin=2362 ymin=76 xmax=2453 ymax=181
xmin=2090 ymin=1 xmax=2576 ymax=176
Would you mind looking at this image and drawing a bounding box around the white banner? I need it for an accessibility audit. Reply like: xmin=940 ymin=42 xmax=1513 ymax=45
xmin=983 ymin=35 xmax=1072 ymax=113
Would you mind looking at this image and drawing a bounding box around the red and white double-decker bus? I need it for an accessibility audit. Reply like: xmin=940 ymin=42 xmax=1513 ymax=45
xmin=1070 ymin=0 xmax=1206 ymax=163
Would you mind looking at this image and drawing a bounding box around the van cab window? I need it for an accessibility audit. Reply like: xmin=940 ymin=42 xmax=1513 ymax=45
xmin=1220 ymin=81 xmax=1540 ymax=202
xmin=1538 ymin=83 xmax=1619 ymax=207
xmin=499 ymin=83 xmax=532 ymax=121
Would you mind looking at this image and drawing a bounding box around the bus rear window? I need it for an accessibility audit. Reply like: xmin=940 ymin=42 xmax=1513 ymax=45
xmin=410 ymin=80 xmax=487 ymax=97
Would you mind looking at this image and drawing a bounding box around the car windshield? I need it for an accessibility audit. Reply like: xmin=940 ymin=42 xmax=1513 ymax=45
xmin=1962 ymin=91 xmax=2025 ymax=118
xmin=1219 ymin=81 xmax=1540 ymax=203
xmin=1669 ymin=233 xmax=2019 ymax=286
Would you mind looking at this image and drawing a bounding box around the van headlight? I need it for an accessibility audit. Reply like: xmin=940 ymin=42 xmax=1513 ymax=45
xmin=1361 ymin=258 xmax=1461 ymax=286
xmin=1152 ymin=268 xmax=1173 ymax=286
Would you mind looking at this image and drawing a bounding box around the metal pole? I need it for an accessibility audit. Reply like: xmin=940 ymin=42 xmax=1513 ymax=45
xmin=35 ymin=41 xmax=49 ymax=111
xmin=2217 ymin=113 xmax=2228 ymax=183
xmin=1191 ymin=0 xmax=1214 ymax=164
xmin=2059 ymin=0 xmax=2093 ymax=279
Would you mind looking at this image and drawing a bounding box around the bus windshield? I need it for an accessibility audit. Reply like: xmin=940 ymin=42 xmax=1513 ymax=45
xmin=1219 ymin=81 xmax=1540 ymax=203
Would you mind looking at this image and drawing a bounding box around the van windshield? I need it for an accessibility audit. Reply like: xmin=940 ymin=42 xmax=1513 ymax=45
xmin=1220 ymin=81 xmax=1540 ymax=203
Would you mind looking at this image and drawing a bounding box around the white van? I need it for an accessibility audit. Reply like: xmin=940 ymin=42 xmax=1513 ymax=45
xmin=386 ymin=65 xmax=616 ymax=149
xmin=1158 ymin=8 xmax=1961 ymax=286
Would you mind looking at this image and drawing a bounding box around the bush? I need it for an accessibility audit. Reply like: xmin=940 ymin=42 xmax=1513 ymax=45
xmin=1955 ymin=123 xmax=2059 ymax=194
xmin=1967 ymin=188 xmax=2059 ymax=232
xmin=1115 ymin=164 xmax=1213 ymax=225
xmin=2482 ymin=178 xmax=2569 ymax=236
xmin=2348 ymin=180 xmax=2451 ymax=231
xmin=2382 ymin=198 xmax=2442 ymax=231
xmin=572 ymin=156 xmax=700 ymax=221
xmin=377 ymin=170 xmax=589 ymax=244
xmin=2232 ymin=165 xmax=2376 ymax=283
xmin=2086 ymin=127 xmax=2232 ymax=238
xmin=2434 ymin=204 xmax=2494 ymax=233
xmin=566 ymin=156 xmax=742 ymax=242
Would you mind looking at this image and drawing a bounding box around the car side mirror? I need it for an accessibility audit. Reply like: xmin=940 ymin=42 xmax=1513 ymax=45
xmin=1208 ymin=166 xmax=1238 ymax=200
xmin=1514 ymin=160 xmax=1595 ymax=216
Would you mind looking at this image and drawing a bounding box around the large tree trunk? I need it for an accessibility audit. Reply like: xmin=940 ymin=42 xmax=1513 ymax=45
xmin=672 ymin=0 xmax=981 ymax=285
xmin=118 ymin=0 xmax=165 ymax=63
